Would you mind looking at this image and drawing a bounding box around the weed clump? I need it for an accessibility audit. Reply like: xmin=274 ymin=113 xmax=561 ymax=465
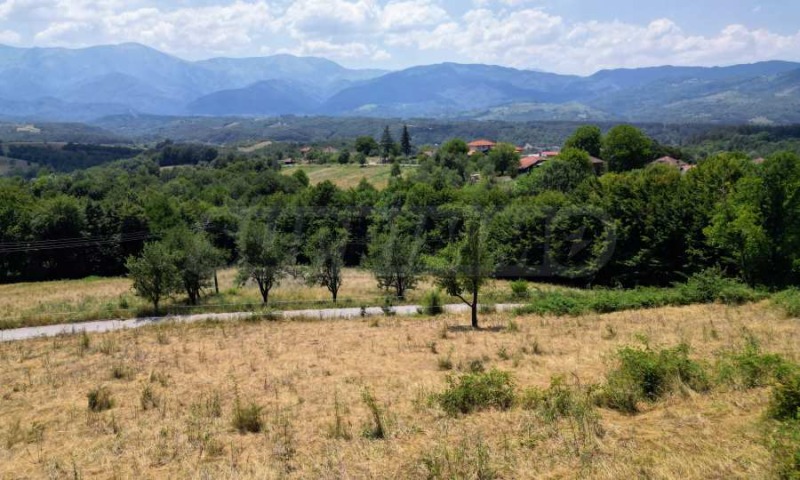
xmin=420 ymin=289 xmax=444 ymax=316
xmin=716 ymin=336 xmax=794 ymax=389
xmin=232 ymin=397 xmax=264 ymax=434
xmin=438 ymin=369 xmax=515 ymax=416
xmin=418 ymin=436 xmax=496 ymax=480
xmin=87 ymin=386 xmax=114 ymax=412
xmin=361 ymin=388 xmax=388 ymax=439
xmin=599 ymin=343 xmax=709 ymax=413
xmin=510 ymin=280 xmax=530 ymax=300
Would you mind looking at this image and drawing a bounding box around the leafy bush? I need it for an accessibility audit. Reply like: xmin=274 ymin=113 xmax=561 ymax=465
xmin=510 ymin=280 xmax=530 ymax=299
xmin=421 ymin=289 xmax=444 ymax=316
xmin=438 ymin=370 xmax=515 ymax=416
xmin=678 ymin=269 xmax=763 ymax=305
xmin=87 ymin=386 xmax=114 ymax=412
xmin=516 ymin=291 xmax=586 ymax=316
xmin=770 ymin=373 xmax=800 ymax=422
xmin=599 ymin=343 xmax=710 ymax=413
xmin=773 ymin=289 xmax=800 ymax=318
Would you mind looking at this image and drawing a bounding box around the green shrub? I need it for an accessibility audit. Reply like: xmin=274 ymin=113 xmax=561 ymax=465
xmin=678 ymin=268 xmax=763 ymax=305
xmin=421 ymin=289 xmax=444 ymax=316
xmin=770 ymin=373 xmax=800 ymax=422
xmin=438 ymin=369 xmax=515 ymax=416
xmin=716 ymin=336 xmax=794 ymax=389
xmin=516 ymin=291 xmax=586 ymax=316
xmin=87 ymin=386 xmax=114 ymax=412
xmin=510 ymin=280 xmax=530 ymax=300
xmin=773 ymin=289 xmax=800 ymax=318
xmin=599 ymin=343 xmax=710 ymax=413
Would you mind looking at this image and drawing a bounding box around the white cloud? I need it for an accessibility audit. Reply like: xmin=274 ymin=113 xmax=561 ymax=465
xmin=406 ymin=6 xmax=800 ymax=73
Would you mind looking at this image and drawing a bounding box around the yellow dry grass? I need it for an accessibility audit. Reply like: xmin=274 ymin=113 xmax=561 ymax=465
xmin=0 ymin=302 xmax=796 ymax=478
xmin=284 ymin=164 xmax=397 ymax=189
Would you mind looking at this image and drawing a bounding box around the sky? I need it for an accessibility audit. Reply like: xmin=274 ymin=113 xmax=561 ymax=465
xmin=0 ymin=0 xmax=799 ymax=75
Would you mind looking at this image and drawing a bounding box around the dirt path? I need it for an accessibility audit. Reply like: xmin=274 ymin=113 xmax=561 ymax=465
xmin=0 ymin=304 xmax=523 ymax=342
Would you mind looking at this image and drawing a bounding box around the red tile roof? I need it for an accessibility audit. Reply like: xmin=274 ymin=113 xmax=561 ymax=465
xmin=519 ymin=155 xmax=544 ymax=170
xmin=468 ymin=139 xmax=496 ymax=148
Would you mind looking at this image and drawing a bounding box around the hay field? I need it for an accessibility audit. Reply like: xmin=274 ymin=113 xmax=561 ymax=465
xmin=0 ymin=302 xmax=797 ymax=478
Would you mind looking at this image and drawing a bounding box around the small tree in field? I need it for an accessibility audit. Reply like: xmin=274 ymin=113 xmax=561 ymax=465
xmin=428 ymin=214 xmax=494 ymax=329
xmin=168 ymin=230 xmax=224 ymax=305
xmin=126 ymin=242 xmax=181 ymax=314
xmin=306 ymin=227 xmax=348 ymax=303
xmin=367 ymin=227 xmax=424 ymax=299
xmin=237 ymin=221 xmax=290 ymax=305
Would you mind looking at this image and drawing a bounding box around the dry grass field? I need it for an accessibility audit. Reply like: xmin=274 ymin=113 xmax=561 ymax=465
xmin=285 ymin=164 xmax=398 ymax=189
xmin=0 ymin=269 xmax=522 ymax=329
xmin=1 ymin=302 xmax=797 ymax=478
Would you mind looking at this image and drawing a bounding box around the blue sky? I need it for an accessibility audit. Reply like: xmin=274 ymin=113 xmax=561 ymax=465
xmin=0 ymin=0 xmax=798 ymax=74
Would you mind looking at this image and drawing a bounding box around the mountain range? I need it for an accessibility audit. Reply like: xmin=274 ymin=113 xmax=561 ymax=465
xmin=0 ymin=43 xmax=799 ymax=124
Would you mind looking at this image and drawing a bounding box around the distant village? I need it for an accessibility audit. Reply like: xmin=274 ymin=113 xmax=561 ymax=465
xmin=284 ymin=137 xmax=704 ymax=177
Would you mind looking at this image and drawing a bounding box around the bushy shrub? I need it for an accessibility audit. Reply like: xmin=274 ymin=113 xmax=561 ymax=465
xmin=770 ymin=373 xmax=800 ymax=422
xmin=516 ymin=291 xmax=586 ymax=316
xmin=599 ymin=343 xmax=710 ymax=413
xmin=510 ymin=280 xmax=530 ymax=300
xmin=438 ymin=370 xmax=515 ymax=416
xmin=87 ymin=386 xmax=114 ymax=412
xmin=678 ymin=268 xmax=763 ymax=305
xmin=773 ymin=289 xmax=800 ymax=318
xmin=421 ymin=289 xmax=444 ymax=316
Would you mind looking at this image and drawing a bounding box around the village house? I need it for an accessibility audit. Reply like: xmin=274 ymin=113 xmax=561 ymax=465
xmin=468 ymin=139 xmax=496 ymax=154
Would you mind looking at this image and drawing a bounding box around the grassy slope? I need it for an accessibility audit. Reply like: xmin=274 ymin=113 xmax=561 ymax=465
xmin=1 ymin=303 xmax=796 ymax=478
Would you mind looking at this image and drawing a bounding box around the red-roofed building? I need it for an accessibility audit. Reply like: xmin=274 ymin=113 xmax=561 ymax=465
xmin=540 ymin=151 xmax=560 ymax=158
xmin=518 ymin=154 xmax=545 ymax=174
xmin=468 ymin=139 xmax=496 ymax=154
